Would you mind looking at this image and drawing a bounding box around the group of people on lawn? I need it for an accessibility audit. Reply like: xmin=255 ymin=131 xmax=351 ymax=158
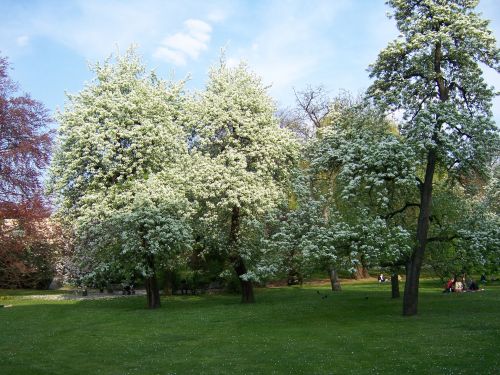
xmin=443 ymin=276 xmax=482 ymax=293
xmin=377 ymin=272 xmax=485 ymax=293
xmin=377 ymin=274 xmax=402 ymax=283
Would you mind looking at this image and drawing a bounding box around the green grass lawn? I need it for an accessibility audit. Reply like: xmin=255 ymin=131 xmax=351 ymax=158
xmin=1 ymin=280 xmax=499 ymax=375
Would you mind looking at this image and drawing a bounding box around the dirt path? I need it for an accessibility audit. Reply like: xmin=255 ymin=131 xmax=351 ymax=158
xmin=20 ymin=290 xmax=147 ymax=301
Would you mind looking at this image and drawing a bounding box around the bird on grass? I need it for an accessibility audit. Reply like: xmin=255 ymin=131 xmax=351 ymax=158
xmin=316 ymin=290 xmax=328 ymax=299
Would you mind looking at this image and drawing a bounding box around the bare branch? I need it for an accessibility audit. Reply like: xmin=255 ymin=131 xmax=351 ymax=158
xmin=293 ymin=85 xmax=331 ymax=134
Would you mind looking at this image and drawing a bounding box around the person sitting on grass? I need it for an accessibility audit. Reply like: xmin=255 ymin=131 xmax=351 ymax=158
xmin=443 ymin=277 xmax=455 ymax=293
xmin=378 ymin=274 xmax=386 ymax=283
xmin=468 ymin=279 xmax=479 ymax=291
xmin=454 ymin=279 xmax=464 ymax=293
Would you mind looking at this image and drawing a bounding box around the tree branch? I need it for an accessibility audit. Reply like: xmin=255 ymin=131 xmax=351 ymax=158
xmin=384 ymin=202 xmax=420 ymax=220
xmin=427 ymin=235 xmax=457 ymax=243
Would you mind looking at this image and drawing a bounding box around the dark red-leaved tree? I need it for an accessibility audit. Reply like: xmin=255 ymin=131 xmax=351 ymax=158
xmin=0 ymin=54 xmax=54 ymax=288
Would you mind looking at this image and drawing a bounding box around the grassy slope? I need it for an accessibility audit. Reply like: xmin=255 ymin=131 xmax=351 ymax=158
xmin=0 ymin=280 xmax=498 ymax=375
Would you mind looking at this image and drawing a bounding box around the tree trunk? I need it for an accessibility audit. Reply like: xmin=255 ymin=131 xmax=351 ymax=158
xmin=163 ymin=270 xmax=174 ymax=296
xmin=232 ymin=254 xmax=255 ymax=303
xmin=329 ymin=268 xmax=341 ymax=291
xmin=391 ymin=272 xmax=400 ymax=299
xmin=362 ymin=266 xmax=370 ymax=279
xmin=145 ymin=254 xmax=161 ymax=309
xmin=403 ymin=148 xmax=436 ymax=316
xmin=354 ymin=264 xmax=369 ymax=279
xmin=229 ymin=206 xmax=255 ymax=303
xmin=403 ymin=41 xmax=447 ymax=316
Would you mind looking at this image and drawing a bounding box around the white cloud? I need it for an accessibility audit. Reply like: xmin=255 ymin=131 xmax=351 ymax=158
xmin=206 ymin=9 xmax=227 ymax=23
xmin=154 ymin=19 xmax=212 ymax=66
xmin=153 ymin=47 xmax=186 ymax=66
xmin=184 ymin=19 xmax=212 ymax=41
xmin=0 ymin=0 xmax=224 ymax=61
xmin=225 ymin=1 xmax=348 ymax=104
xmin=16 ymin=35 xmax=29 ymax=47
xmin=12 ymin=0 xmax=169 ymax=59
xmin=223 ymin=0 xmax=399 ymax=107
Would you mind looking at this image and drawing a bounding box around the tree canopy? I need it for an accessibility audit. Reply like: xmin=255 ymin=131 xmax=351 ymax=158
xmin=188 ymin=59 xmax=299 ymax=302
xmin=42 ymin=2 xmax=499 ymax=316
xmin=368 ymin=0 xmax=500 ymax=315
xmin=0 ymin=54 xmax=54 ymax=288
xmin=48 ymin=49 xmax=192 ymax=308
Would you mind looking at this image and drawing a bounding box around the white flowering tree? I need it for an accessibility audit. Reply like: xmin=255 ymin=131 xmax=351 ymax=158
xmin=74 ymin=176 xmax=192 ymax=307
xmin=267 ymin=93 xmax=415 ymax=295
xmin=308 ymin=99 xmax=416 ymax=295
xmin=261 ymin=172 xmax=339 ymax=288
xmin=188 ymin=60 xmax=298 ymax=303
xmin=48 ymin=49 xmax=191 ymax=308
xmin=367 ymin=0 xmax=500 ymax=315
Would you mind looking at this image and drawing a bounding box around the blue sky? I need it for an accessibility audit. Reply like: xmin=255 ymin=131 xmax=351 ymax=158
xmin=1 ymin=0 xmax=500 ymax=122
